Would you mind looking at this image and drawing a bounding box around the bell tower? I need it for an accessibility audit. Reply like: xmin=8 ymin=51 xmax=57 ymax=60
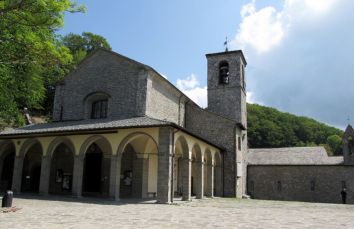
xmin=206 ymin=50 xmax=247 ymax=127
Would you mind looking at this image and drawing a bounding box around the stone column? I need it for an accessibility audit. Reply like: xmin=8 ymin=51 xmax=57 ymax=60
xmin=206 ymin=164 xmax=214 ymax=197
xmin=12 ymin=156 xmax=24 ymax=193
xmin=39 ymin=155 xmax=51 ymax=195
xmin=196 ymin=160 xmax=204 ymax=199
xmin=141 ymin=155 xmax=149 ymax=198
xmin=132 ymin=155 xmax=146 ymax=198
xmin=157 ymin=127 xmax=173 ymax=204
xmin=72 ymin=155 xmax=84 ymax=197
xmin=111 ymin=154 xmax=122 ymax=201
xmin=182 ymin=157 xmax=191 ymax=201
xmin=109 ymin=154 xmax=118 ymax=200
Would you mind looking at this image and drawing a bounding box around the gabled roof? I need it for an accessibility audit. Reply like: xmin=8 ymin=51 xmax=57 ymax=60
xmin=248 ymin=147 xmax=344 ymax=165
xmin=59 ymin=48 xmax=200 ymax=108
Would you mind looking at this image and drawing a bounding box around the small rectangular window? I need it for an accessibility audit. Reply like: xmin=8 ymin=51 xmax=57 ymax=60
xmin=310 ymin=180 xmax=315 ymax=191
xmin=277 ymin=181 xmax=282 ymax=192
xmin=238 ymin=137 xmax=242 ymax=151
xmin=91 ymin=100 xmax=108 ymax=119
xmin=342 ymin=181 xmax=347 ymax=189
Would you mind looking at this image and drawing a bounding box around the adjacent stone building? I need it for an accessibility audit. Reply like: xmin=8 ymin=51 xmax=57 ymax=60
xmin=247 ymin=126 xmax=354 ymax=204
xmin=0 ymin=49 xmax=248 ymax=203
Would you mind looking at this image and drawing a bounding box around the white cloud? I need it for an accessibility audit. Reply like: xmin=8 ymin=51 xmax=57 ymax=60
xmin=232 ymin=0 xmax=338 ymax=54
xmin=246 ymin=91 xmax=256 ymax=104
xmin=176 ymin=74 xmax=207 ymax=108
xmin=176 ymin=73 xmax=199 ymax=90
xmin=231 ymin=0 xmax=354 ymax=128
xmin=232 ymin=0 xmax=285 ymax=53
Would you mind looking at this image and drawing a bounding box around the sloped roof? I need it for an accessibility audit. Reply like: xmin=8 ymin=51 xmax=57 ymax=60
xmin=248 ymin=147 xmax=344 ymax=165
xmin=0 ymin=116 xmax=223 ymax=150
xmin=0 ymin=116 xmax=170 ymax=137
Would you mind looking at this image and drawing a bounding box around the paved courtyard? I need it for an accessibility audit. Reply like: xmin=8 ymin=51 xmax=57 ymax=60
xmin=1 ymin=196 xmax=354 ymax=228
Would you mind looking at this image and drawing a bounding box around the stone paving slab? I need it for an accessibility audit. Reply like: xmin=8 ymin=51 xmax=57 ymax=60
xmin=1 ymin=196 xmax=354 ymax=228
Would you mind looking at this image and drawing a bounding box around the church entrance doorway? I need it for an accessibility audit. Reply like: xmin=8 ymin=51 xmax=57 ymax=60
xmin=83 ymin=143 xmax=102 ymax=196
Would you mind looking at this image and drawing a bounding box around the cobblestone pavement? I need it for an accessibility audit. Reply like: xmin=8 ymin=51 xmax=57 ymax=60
xmin=1 ymin=196 xmax=354 ymax=228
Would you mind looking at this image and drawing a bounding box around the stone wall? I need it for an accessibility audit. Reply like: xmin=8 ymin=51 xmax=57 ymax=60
xmin=145 ymin=70 xmax=185 ymax=126
xmin=185 ymin=102 xmax=245 ymax=197
xmin=248 ymin=165 xmax=354 ymax=204
xmin=53 ymin=50 xmax=147 ymax=121
xmin=206 ymin=51 xmax=247 ymax=127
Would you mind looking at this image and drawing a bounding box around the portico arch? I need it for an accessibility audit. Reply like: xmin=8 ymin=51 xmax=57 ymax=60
xmin=20 ymin=139 xmax=43 ymax=193
xmin=48 ymin=137 xmax=75 ymax=195
xmin=174 ymin=135 xmax=190 ymax=200
xmin=191 ymin=143 xmax=203 ymax=199
xmin=80 ymin=135 xmax=112 ymax=197
xmin=116 ymin=132 xmax=158 ymax=199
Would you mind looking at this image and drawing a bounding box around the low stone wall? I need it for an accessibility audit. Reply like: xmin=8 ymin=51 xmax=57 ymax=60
xmin=247 ymin=165 xmax=354 ymax=204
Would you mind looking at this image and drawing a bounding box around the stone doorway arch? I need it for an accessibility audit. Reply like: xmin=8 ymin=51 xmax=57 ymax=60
xmin=21 ymin=141 xmax=43 ymax=193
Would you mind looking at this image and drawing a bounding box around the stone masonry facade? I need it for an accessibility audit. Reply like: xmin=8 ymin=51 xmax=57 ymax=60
xmin=52 ymin=49 xmax=248 ymax=198
xmin=0 ymin=48 xmax=247 ymax=203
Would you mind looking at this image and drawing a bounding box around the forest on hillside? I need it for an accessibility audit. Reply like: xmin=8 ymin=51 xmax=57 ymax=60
xmin=247 ymin=103 xmax=343 ymax=155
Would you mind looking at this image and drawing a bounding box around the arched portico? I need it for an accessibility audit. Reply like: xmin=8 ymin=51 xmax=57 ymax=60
xmin=48 ymin=138 xmax=75 ymax=195
xmin=71 ymin=135 xmax=112 ymax=198
xmin=83 ymin=136 xmax=112 ymax=197
xmin=115 ymin=132 xmax=158 ymax=199
xmin=0 ymin=141 xmax=15 ymax=192
xmin=191 ymin=144 xmax=203 ymax=199
xmin=19 ymin=140 xmax=43 ymax=193
xmin=204 ymin=149 xmax=214 ymax=197
xmin=173 ymin=135 xmax=191 ymax=201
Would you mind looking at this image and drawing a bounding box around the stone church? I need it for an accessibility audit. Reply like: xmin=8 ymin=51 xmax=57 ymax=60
xmin=0 ymin=49 xmax=248 ymax=203
xmin=1 ymin=48 xmax=352 ymax=205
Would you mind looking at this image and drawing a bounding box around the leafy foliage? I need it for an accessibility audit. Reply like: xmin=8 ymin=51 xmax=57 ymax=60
xmin=0 ymin=0 xmax=84 ymax=128
xmin=247 ymin=103 xmax=344 ymax=155
xmin=42 ymin=32 xmax=112 ymax=115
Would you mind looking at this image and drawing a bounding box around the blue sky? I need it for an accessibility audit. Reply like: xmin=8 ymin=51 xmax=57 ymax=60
xmin=60 ymin=0 xmax=354 ymax=129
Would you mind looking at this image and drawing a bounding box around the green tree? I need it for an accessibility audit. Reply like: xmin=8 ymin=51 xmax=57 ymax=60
xmin=247 ymin=103 xmax=344 ymax=154
xmin=326 ymin=135 xmax=342 ymax=155
xmin=62 ymin=32 xmax=111 ymax=65
xmin=0 ymin=0 xmax=84 ymax=128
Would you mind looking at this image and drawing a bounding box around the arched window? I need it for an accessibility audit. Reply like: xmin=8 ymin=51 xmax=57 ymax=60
xmin=219 ymin=61 xmax=229 ymax=84
xmin=83 ymin=92 xmax=110 ymax=119
xmin=91 ymin=99 xmax=108 ymax=119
